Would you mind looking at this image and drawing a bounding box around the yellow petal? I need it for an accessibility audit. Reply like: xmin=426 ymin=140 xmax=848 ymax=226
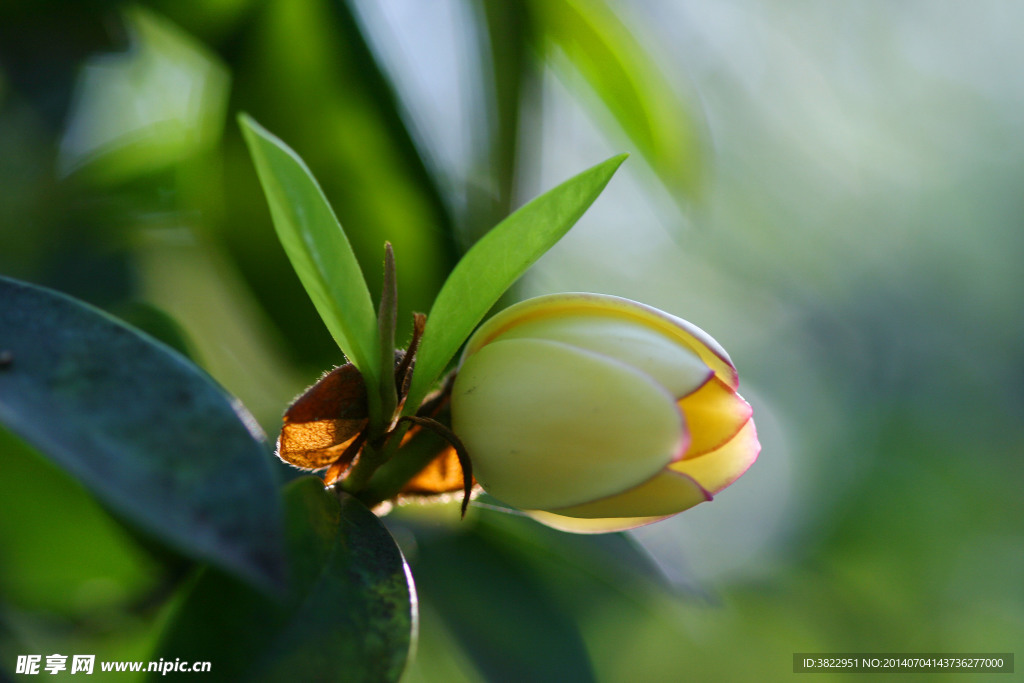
xmin=670 ymin=417 xmax=760 ymax=494
xmin=667 ymin=313 xmax=738 ymax=389
xmin=452 ymin=338 xmax=686 ymax=510
xmin=677 ymin=375 xmax=753 ymax=457
xmin=464 ymin=293 xmax=738 ymax=389
xmin=524 ymin=510 xmax=674 ymax=534
xmin=545 ymin=468 xmax=711 ymax=518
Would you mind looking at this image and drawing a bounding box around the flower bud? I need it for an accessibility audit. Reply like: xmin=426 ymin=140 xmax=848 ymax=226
xmin=451 ymin=293 xmax=759 ymax=533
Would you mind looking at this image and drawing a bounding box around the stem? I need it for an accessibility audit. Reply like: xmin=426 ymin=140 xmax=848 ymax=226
xmin=356 ymin=383 xmax=464 ymax=510
xmin=364 ymin=383 xmax=383 ymax=442
xmin=343 ymin=331 xmax=456 ymax=500
xmin=338 ymin=412 xmax=411 ymax=495
xmin=338 ymin=441 xmax=384 ymax=494
xmin=344 ymin=243 xmax=401 ymax=494
xmin=356 ymin=424 xmax=453 ymax=508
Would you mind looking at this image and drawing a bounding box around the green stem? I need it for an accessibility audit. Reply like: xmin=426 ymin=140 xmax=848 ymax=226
xmin=364 ymin=388 xmax=383 ymax=443
xmin=338 ymin=419 xmax=411 ymax=496
xmin=356 ymin=423 xmax=453 ymax=509
xmin=338 ymin=443 xmax=377 ymax=494
xmin=345 ymin=339 xmax=455 ymax=500
xmin=344 ymin=243 xmax=402 ymax=495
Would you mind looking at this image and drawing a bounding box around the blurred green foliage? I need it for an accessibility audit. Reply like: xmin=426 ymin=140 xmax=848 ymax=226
xmin=2 ymin=0 xmax=1022 ymax=680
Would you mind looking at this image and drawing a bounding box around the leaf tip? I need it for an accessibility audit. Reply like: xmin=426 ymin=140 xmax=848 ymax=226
xmin=236 ymin=113 xmax=280 ymax=154
xmin=236 ymin=111 xmax=259 ymax=136
xmin=607 ymin=152 xmax=630 ymax=170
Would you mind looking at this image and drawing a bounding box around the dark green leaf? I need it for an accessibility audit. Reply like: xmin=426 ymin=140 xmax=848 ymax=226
xmin=404 ymin=153 xmax=628 ymax=411
xmin=149 ymin=478 xmax=415 ymax=682
xmin=239 ymin=113 xmax=381 ymax=395
xmin=0 ymin=275 xmax=285 ymax=594
xmin=409 ymin=520 xmax=596 ymax=683
xmin=533 ymin=0 xmax=705 ymax=201
xmin=113 ymin=301 xmax=198 ymax=361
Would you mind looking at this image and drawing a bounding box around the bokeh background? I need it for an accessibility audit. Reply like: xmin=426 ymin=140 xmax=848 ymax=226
xmin=2 ymin=0 xmax=1022 ymax=680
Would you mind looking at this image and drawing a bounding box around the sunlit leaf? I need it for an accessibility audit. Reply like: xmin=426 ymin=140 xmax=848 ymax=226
xmin=404 ymin=153 xmax=628 ymax=411
xmin=0 ymin=275 xmax=285 ymax=594
xmin=232 ymin=0 xmax=458 ymax=353
xmin=239 ymin=113 xmax=381 ymax=395
xmin=149 ymin=477 xmax=415 ymax=682
xmin=533 ymin=0 xmax=705 ymax=201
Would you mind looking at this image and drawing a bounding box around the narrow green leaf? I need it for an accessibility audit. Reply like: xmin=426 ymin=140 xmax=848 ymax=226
xmin=222 ymin=0 xmax=460 ymax=370
xmin=239 ymin=113 xmax=381 ymax=395
xmin=149 ymin=478 xmax=415 ymax=682
xmin=405 ymin=153 xmax=628 ymax=411
xmin=0 ymin=276 xmax=285 ymax=594
xmin=534 ymin=0 xmax=705 ymax=201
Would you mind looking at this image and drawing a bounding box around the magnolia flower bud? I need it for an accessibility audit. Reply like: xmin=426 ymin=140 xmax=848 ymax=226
xmin=450 ymin=293 xmax=759 ymax=533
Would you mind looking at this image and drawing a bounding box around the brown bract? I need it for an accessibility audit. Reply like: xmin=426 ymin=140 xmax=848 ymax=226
xmin=278 ymin=363 xmax=369 ymax=472
xmin=277 ymin=313 xmax=471 ymax=505
xmin=401 ymin=444 xmax=463 ymax=494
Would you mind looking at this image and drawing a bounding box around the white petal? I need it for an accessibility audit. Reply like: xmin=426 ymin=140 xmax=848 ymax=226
xmin=452 ymin=338 xmax=685 ymax=510
xmin=464 ymin=292 xmax=734 ymax=391
xmin=485 ymin=310 xmax=712 ymax=399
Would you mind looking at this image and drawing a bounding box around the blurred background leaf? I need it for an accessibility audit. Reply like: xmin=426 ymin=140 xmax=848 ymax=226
xmin=530 ymin=0 xmax=706 ymax=204
xmin=0 ymin=425 xmax=170 ymax=669
xmin=57 ymin=7 xmax=228 ymax=184
xmin=2 ymin=0 xmax=1023 ymax=679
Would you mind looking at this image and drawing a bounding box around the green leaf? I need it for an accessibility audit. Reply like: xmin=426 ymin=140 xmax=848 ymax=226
xmin=533 ymin=0 xmax=705 ymax=201
xmin=409 ymin=521 xmax=596 ymax=683
xmin=405 ymin=153 xmax=628 ymax=411
xmin=0 ymin=276 xmax=285 ymax=594
xmin=149 ymin=478 xmax=415 ymax=682
xmin=239 ymin=113 xmax=381 ymax=396
xmin=231 ymin=0 xmax=459 ymax=356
